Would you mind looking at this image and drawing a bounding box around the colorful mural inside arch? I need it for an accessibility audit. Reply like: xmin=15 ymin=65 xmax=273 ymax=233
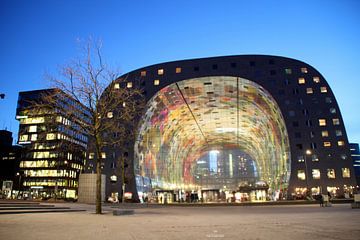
xmin=134 ymin=76 xmax=290 ymax=192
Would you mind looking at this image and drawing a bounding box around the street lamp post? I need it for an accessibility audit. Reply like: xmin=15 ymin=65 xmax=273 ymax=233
xmin=304 ymin=149 xmax=312 ymax=197
xmin=16 ymin=172 xmax=22 ymax=198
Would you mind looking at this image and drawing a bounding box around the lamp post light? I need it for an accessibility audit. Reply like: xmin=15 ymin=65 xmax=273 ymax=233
xmin=304 ymin=149 xmax=312 ymax=197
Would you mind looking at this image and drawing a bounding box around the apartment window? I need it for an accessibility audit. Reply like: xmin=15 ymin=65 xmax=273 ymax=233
xmin=323 ymin=142 xmax=331 ymax=147
xmin=270 ymin=70 xmax=276 ymax=75
xmin=289 ymin=110 xmax=295 ymax=117
xmin=46 ymin=133 xmax=56 ymax=140
xmin=340 ymin=154 xmax=347 ymax=160
xmin=285 ymin=68 xmax=292 ymax=74
xmin=327 ymin=169 xmax=335 ymax=179
xmin=101 ymin=152 xmax=106 ymax=159
xmin=335 ymin=130 xmax=343 ymax=137
xmin=29 ymin=125 xmax=37 ymax=133
xmin=302 ymin=109 xmax=309 ymax=115
xmin=319 ymin=119 xmax=326 ymax=126
xmin=107 ymin=112 xmax=113 ymax=119
xmin=114 ymin=83 xmax=120 ymax=89
xmin=297 ymin=170 xmax=306 ymax=180
xmin=321 ymin=131 xmax=329 ymax=137
xmin=312 ymin=154 xmax=319 ymax=162
xmin=320 ymin=86 xmax=327 ymax=93
xmin=305 ymin=120 xmax=312 ymax=127
xmin=231 ymin=62 xmax=237 ymax=68
xmin=176 ymin=67 xmax=182 ymax=73
xmin=110 ymin=162 xmax=116 ymax=169
xmin=306 ymin=88 xmax=313 ymax=94
xmin=342 ymin=168 xmax=350 ymax=178
xmin=312 ymin=169 xmax=321 ymax=179
xmin=313 ymin=76 xmax=320 ymax=83
xmin=212 ymin=64 xmax=218 ymax=70
xmin=311 ymin=143 xmax=317 ymax=149
xmin=89 ymin=153 xmax=94 ymax=159
xmin=194 ymin=66 xmax=199 ymax=71
xmin=337 ymin=141 xmax=345 ymax=146
xmin=330 ymin=108 xmax=336 ymax=114
xmin=154 ymin=79 xmax=160 ymax=86
xmin=293 ymin=121 xmax=299 ymax=127
xmin=19 ymin=135 xmax=28 ymax=141
xmin=295 ymin=132 xmax=302 ymax=138
xmin=140 ymin=71 xmax=146 ymax=77
xmin=310 ymin=131 xmax=315 ymax=138
xmin=332 ymin=118 xmax=340 ymax=125
xmin=110 ymin=175 xmax=117 ymax=182
xmin=325 ymin=97 xmax=332 ymax=103
xmin=298 ymin=78 xmax=305 ymax=84
xmin=301 ymin=67 xmax=308 ymax=73
xmin=31 ymin=134 xmax=37 ymax=141
xmin=126 ymin=82 xmax=133 ymax=88
xmin=158 ymin=69 xmax=164 ymax=75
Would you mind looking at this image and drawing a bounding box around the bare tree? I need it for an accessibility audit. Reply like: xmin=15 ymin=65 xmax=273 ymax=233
xmin=44 ymin=39 xmax=145 ymax=214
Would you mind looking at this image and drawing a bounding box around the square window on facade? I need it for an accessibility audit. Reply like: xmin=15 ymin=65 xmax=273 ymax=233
xmin=335 ymin=130 xmax=343 ymax=137
xmin=340 ymin=154 xmax=347 ymax=160
xmin=141 ymin=71 xmax=146 ymax=77
xmin=321 ymin=131 xmax=329 ymax=137
xmin=212 ymin=64 xmax=218 ymax=70
xmin=301 ymin=67 xmax=308 ymax=73
xmin=327 ymin=169 xmax=336 ymax=179
xmin=325 ymin=97 xmax=332 ymax=103
xmin=332 ymin=118 xmax=340 ymax=125
xmin=324 ymin=141 xmax=331 ymax=147
xmin=313 ymin=77 xmax=320 ymax=83
xmin=154 ymin=79 xmax=160 ymax=86
xmin=298 ymin=78 xmax=305 ymax=84
xmin=176 ymin=67 xmax=182 ymax=73
xmin=342 ymin=168 xmax=350 ymax=178
xmin=330 ymin=108 xmax=336 ymax=114
xmin=320 ymin=87 xmax=327 ymax=93
xmin=31 ymin=134 xmax=37 ymax=141
xmin=89 ymin=153 xmax=94 ymax=159
xmin=319 ymin=119 xmax=326 ymax=126
xmin=158 ymin=69 xmax=164 ymax=75
xmin=310 ymin=131 xmax=315 ymax=138
xmin=289 ymin=110 xmax=295 ymax=117
xmin=306 ymin=88 xmax=313 ymax=94
xmin=312 ymin=169 xmax=320 ymax=179
xmin=114 ymin=83 xmax=120 ymax=89
xmin=297 ymin=155 xmax=305 ymax=162
xmin=285 ymin=68 xmax=292 ymax=74
xmin=29 ymin=125 xmax=37 ymax=133
xmin=101 ymin=152 xmax=106 ymax=159
xmin=337 ymin=140 xmax=345 ymax=146
xmin=107 ymin=112 xmax=113 ymax=118
xmin=297 ymin=170 xmax=306 ymax=180
xmin=46 ymin=133 xmax=56 ymax=140
xmin=126 ymin=82 xmax=133 ymax=88
xmin=312 ymin=154 xmax=319 ymax=162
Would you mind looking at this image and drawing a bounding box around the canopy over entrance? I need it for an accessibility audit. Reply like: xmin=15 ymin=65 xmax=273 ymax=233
xmin=134 ymin=76 xmax=290 ymax=192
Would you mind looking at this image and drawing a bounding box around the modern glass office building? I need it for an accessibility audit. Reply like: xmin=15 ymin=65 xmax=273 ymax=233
xmin=93 ymin=55 xmax=357 ymax=202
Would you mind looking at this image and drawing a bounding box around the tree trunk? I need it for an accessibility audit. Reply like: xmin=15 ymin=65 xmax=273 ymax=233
xmin=95 ymin=137 xmax=102 ymax=214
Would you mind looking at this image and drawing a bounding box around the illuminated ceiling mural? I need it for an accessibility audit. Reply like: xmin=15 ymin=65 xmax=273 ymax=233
xmin=134 ymin=76 xmax=290 ymax=190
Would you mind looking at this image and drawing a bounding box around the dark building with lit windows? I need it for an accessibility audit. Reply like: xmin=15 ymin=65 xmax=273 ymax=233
xmin=16 ymin=89 xmax=90 ymax=199
xmin=350 ymin=143 xmax=360 ymax=187
xmin=85 ymin=55 xmax=356 ymax=203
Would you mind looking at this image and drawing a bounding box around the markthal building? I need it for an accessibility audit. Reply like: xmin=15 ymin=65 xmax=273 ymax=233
xmin=99 ymin=55 xmax=356 ymax=203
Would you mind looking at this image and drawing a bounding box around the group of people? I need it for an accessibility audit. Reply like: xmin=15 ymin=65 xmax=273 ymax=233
xmin=318 ymin=191 xmax=332 ymax=207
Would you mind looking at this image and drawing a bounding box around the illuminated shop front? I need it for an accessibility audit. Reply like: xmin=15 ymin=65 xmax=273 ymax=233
xmin=134 ymin=76 xmax=290 ymax=202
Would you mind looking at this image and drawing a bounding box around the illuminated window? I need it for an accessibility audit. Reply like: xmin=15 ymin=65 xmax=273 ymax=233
xmin=176 ymin=67 xmax=182 ymax=73
xmin=110 ymin=175 xmax=117 ymax=182
xmin=141 ymin=71 xmax=146 ymax=77
xmin=285 ymin=68 xmax=292 ymax=74
xmin=29 ymin=125 xmax=37 ymax=133
xmin=335 ymin=130 xmax=343 ymax=136
xmin=320 ymin=87 xmax=327 ymax=93
xmin=154 ymin=79 xmax=160 ymax=86
xmin=306 ymin=88 xmax=313 ymax=94
xmin=337 ymin=141 xmax=345 ymax=146
xmin=107 ymin=112 xmax=113 ymax=119
xmin=332 ymin=118 xmax=340 ymax=125
xmin=101 ymin=152 xmax=106 ymax=159
xmin=342 ymin=168 xmax=350 ymax=178
xmin=323 ymin=142 xmax=331 ymax=147
xmin=297 ymin=155 xmax=305 ymax=162
xmin=158 ymin=69 xmax=164 ymax=75
xmin=298 ymin=78 xmax=305 ymax=84
xmin=126 ymin=82 xmax=133 ymax=88
xmin=330 ymin=108 xmax=336 ymax=114
xmin=46 ymin=133 xmax=56 ymax=140
xmin=19 ymin=135 xmax=28 ymax=141
xmin=321 ymin=131 xmax=329 ymax=137
xmin=325 ymin=97 xmax=332 ymax=103
xmin=301 ymin=67 xmax=308 ymax=73
xmin=327 ymin=169 xmax=335 ymax=179
xmin=312 ymin=169 xmax=320 ymax=179
xmin=31 ymin=134 xmax=37 ymax=141
xmin=313 ymin=76 xmax=320 ymax=83
xmin=312 ymin=154 xmax=319 ymax=162
xmin=89 ymin=153 xmax=94 ymax=159
xmin=114 ymin=83 xmax=120 ymax=89
xmin=340 ymin=154 xmax=347 ymax=160
xmin=319 ymin=119 xmax=326 ymax=126
xmin=297 ymin=170 xmax=306 ymax=180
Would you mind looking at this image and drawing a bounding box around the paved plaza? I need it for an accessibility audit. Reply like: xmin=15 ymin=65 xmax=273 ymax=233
xmin=1 ymin=203 xmax=359 ymax=240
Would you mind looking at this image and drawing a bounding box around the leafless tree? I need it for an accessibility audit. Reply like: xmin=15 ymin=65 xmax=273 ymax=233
xmin=43 ymin=39 xmax=145 ymax=214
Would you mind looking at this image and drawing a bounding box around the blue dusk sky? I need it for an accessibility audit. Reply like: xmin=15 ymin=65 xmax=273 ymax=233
xmin=0 ymin=0 xmax=359 ymax=144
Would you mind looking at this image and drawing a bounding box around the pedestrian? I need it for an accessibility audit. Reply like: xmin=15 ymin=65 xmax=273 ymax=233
xmin=319 ymin=194 xmax=324 ymax=207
